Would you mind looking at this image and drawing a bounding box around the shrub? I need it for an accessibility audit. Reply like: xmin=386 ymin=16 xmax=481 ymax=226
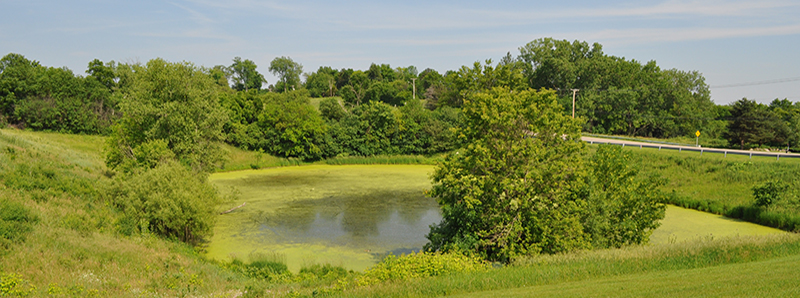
xmin=753 ymin=181 xmax=788 ymax=209
xmin=226 ymin=253 xmax=290 ymax=282
xmin=299 ymin=264 xmax=350 ymax=282
xmin=104 ymin=161 xmax=221 ymax=244
xmin=356 ymin=251 xmax=487 ymax=287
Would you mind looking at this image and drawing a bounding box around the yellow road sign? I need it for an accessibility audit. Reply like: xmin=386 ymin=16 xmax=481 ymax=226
xmin=696 ymin=130 xmax=700 ymax=137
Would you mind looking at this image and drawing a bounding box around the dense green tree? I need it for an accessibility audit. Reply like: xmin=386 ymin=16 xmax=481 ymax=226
xmin=269 ymin=56 xmax=303 ymax=92
xmin=395 ymin=65 xmax=418 ymax=81
xmin=339 ymin=70 xmax=370 ymax=105
xmin=219 ymin=90 xmax=266 ymax=147
xmin=319 ymin=97 xmax=347 ymax=121
xmin=518 ymin=38 xmax=717 ymax=138
xmin=425 ymin=88 xmax=589 ymax=261
xmin=519 ymin=38 xmax=603 ymax=90
xmin=305 ymin=67 xmax=337 ymax=97
xmin=229 ymin=57 xmax=265 ymax=91
xmin=725 ymin=98 xmax=783 ymax=149
xmin=436 ymin=59 xmax=527 ymax=108
xmin=1 ymin=54 xmax=116 ymax=133
xmin=252 ymin=92 xmax=326 ymax=160
xmin=424 ymin=87 xmax=665 ymax=261
xmin=768 ymin=98 xmax=800 ymax=151
xmin=210 ymin=65 xmax=231 ymax=88
xmin=105 ymin=58 xmax=227 ymax=173
xmin=584 ymin=145 xmax=665 ymax=248
xmin=0 ymin=53 xmax=41 ymax=118
xmin=105 ymin=160 xmax=221 ymax=244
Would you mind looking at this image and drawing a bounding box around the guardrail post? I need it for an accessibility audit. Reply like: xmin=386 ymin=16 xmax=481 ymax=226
xmin=659 ymin=146 xmax=661 ymax=150
xmin=640 ymin=144 xmax=642 ymax=149
xmin=724 ymin=151 xmax=727 ymax=158
xmin=701 ymin=149 xmax=703 ymax=156
xmin=679 ymin=148 xmax=682 ymax=153
xmin=622 ymin=144 xmax=625 ymax=148
xmin=750 ymin=152 xmax=752 ymax=159
xmin=777 ymin=155 xmax=780 ymax=161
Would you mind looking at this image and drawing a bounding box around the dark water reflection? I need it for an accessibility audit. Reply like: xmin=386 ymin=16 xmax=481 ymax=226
xmin=251 ymin=190 xmax=442 ymax=251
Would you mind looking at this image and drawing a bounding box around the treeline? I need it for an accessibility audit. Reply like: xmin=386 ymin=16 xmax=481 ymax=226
xmin=2 ymin=37 xmax=799 ymax=157
xmin=0 ymin=54 xmax=117 ymax=134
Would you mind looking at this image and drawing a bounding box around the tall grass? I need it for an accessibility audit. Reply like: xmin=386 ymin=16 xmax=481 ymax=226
xmin=613 ymin=144 xmax=800 ymax=232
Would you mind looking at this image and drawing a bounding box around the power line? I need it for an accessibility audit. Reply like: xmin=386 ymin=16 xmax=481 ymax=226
xmin=710 ymin=76 xmax=800 ymax=88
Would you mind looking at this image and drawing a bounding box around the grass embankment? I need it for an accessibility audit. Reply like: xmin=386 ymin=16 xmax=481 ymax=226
xmin=332 ymin=234 xmax=800 ymax=298
xmin=220 ymin=143 xmax=440 ymax=172
xmin=4 ymin=128 xmax=800 ymax=297
xmin=0 ymin=129 xmax=254 ymax=297
xmin=605 ymin=144 xmax=800 ymax=232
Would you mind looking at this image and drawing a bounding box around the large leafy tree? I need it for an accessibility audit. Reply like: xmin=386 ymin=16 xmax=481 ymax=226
xmin=518 ymin=38 xmax=716 ymax=138
xmin=0 ymin=53 xmax=41 ymax=118
xmin=305 ymin=66 xmax=338 ymax=97
xmin=229 ymin=57 xmax=265 ymax=91
xmin=269 ymin=56 xmax=303 ymax=93
xmin=425 ymin=87 xmax=665 ymax=261
xmin=105 ymin=58 xmax=228 ymax=173
xmin=425 ymin=87 xmax=589 ymax=261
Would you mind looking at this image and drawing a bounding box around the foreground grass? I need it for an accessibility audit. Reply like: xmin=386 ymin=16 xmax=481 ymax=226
xmin=455 ymin=253 xmax=800 ymax=297
xmin=330 ymin=234 xmax=800 ymax=298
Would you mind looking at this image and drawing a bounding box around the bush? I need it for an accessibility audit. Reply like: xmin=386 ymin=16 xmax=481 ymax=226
xmin=226 ymin=253 xmax=290 ymax=282
xmin=585 ymin=145 xmax=666 ymax=249
xmin=105 ymin=161 xmax=221 ymax=244
xmin=356 ymin=251 xmax=487 ymax=287
xmin=753 ymin=181 xmax=788 ymax=209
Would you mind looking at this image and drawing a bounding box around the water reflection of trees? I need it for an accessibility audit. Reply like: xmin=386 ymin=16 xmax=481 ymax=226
xmin=252 ymin=190 xmax=439 ymax=240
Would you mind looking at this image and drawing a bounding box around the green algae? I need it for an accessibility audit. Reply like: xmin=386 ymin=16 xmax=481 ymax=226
xmin=206 ymin=165 xmax=438 ymax=272
xmin=650 ymin=205 xmax=785 ymax=245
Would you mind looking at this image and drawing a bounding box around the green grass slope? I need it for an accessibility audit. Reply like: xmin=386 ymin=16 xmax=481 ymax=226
xmin=2 ymin=129 xmax=800 ymax=298
xmin=0 ymin=129 xmax=251 ymax=297
xmin=613 ymin=144 xmax=800 ymax=231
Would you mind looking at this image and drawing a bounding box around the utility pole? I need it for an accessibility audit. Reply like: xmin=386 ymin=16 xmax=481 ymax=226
xmin=571 ymin=89 xmax=579 ymax=118
xmin=411 ymin=78 xmax=417 ymax=100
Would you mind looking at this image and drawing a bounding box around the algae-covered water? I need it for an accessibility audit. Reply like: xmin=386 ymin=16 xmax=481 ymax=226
xmin=206 ymin=165 xmax=439 ymax=272
xmin=650 ymin=205 xmax=784 ymax=244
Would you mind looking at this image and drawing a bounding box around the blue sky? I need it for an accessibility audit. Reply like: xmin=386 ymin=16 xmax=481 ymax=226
xmin=2 ymin=0 xmax=799 ymax=104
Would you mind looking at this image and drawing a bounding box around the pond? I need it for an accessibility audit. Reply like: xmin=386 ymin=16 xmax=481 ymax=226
xmin=205 ymin=164 xmax=786 ymax=272
xmin=205 ymin=165 xmax=440 ymax=272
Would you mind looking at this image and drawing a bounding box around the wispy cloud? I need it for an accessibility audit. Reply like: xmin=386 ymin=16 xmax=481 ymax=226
xmin=170 ymin=1 xmax=216 ymax=25
xmin=586 ymin=23 xmax=800 ymax=44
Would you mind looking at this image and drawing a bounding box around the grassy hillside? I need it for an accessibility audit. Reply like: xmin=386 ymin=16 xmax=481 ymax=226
xmin=3 ymin=129 xmax=800 ymax=297
xmin=0 ymin=129 xmax=253 ymax=297
xmin=612 ymin=144 xmax=800 ymax=231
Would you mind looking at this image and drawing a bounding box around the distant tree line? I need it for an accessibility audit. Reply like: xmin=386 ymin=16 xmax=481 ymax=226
xmin=2 ymin=37 xmax=799 ymax=156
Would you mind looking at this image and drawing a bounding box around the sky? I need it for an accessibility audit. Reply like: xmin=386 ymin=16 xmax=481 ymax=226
xmin=1 ymin=0 xmax=799 ymax=105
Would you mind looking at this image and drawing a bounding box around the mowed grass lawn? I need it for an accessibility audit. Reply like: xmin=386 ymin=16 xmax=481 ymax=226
xmin=454 ymin=253 xmax=800 ymax=297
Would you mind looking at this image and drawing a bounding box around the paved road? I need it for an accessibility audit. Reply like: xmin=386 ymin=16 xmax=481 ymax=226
xmin=581 ymin=136 xmax=800 ymax=159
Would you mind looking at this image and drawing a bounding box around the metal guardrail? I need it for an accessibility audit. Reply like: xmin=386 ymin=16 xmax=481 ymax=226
xmin=583 ymin=134 xmax=692 ymax=147
xmin=585 ymin=139 xmax=800 ymax=160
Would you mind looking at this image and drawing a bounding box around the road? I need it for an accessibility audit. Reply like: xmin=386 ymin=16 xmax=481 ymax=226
xmin=581 ymin=136 xmax=800 ymax=159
